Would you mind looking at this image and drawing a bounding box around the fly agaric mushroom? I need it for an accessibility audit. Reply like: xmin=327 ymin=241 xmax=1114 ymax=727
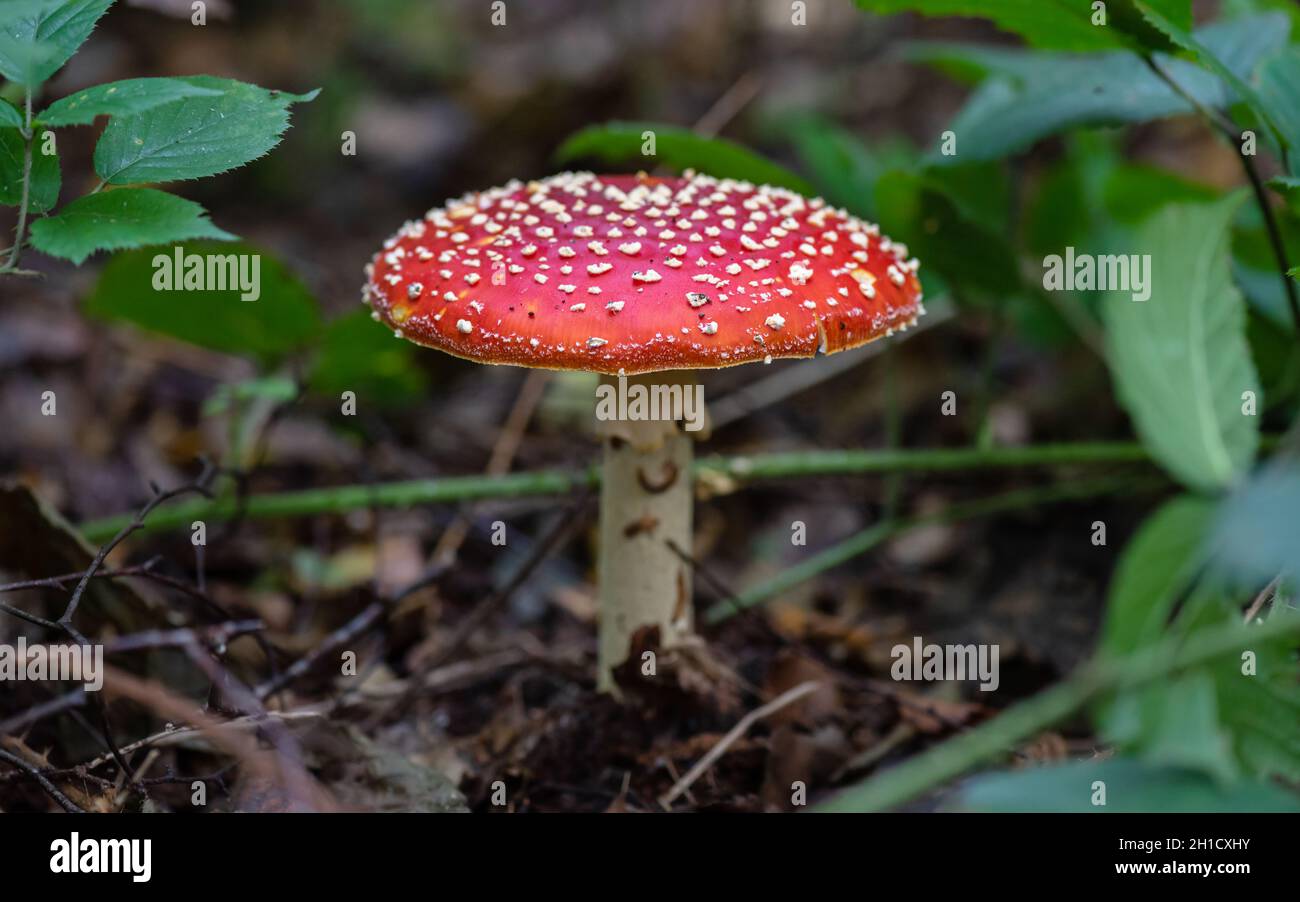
xmin=364 ymin=171 xmax=923 ymax=691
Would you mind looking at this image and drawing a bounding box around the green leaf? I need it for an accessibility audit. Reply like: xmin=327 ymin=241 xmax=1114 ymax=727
xmin=855 ymin=0 xmax=1191 ymax=52
xmin=1100 ymin=495 xmax=1215 ymax=656
xmin=27 ymin=188 xmax=233 ymax=264
xmin=1171 ymin=586 xmax=1300 ymax=781
xmin=1102 ymin=164 xmax=1218 ymax=224
xmin=554 ymin=122 xmax=814 ymax=195
xmin=1257 ymin=47 xmax=1300 ymax=177
xmin=853 ymin=0 xmax=1118 ymax=51
xmin=202 ymin=375 xmax=298 ymax=417
xmin=38 ymin=77 xmax=223 ymax=127
xmin=912 ymin=15 xmax=1288 ymax=164
xmin=875 ymin=167 xmax=1021 ymax=299
xmin=0 ymin=0 xmax=113 ymax=86
xmin=1136 ymin=1 xmax=1286 ymax=149
xmin=0 ymin=124 xmax=60 ymax=213
xmin=1102 ymin=195 xmax=1260 ymax=491
xmin=1096 ymin=488 xmax=1300 ymax=784
xmin=1211 ymin=463 xmax=1300 ymax=585
xmin=782 ymin=116 xmax=909 ymax=219
xmin=93 ymin=77 xmax=319 ymax=185
xmin=955 ymin=758 xmax=1300 ymax=812
xmin=0 ymin=98 xmax=22 ymax=128
xmin=85 ymin=242 xmax=322 ymax=361
xmin=308 ymin=309 xmax=428 ymax=408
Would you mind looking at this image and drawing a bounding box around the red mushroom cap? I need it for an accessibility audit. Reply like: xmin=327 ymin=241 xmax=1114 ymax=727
xmin=364 ymin=171 xmax=923 ymax=375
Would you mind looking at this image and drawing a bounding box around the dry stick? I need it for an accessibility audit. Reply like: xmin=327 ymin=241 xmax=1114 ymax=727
xmin=180 ymin=643 xmax=326 ymax=811
xmin=8 ymin=466 xmax=215 ymax=785
xmin=256 ymin=561 xmax=453 ymax=701
xmin=2 ymin=560 xmax=236 ymax=624
xmin=0 ymin=748 xmax=85 ymax=813
xmin=659 ymin=680 xmax=821 ymax=808
xmin=61 ymin=461 xmax=215 ymax=626
xmin=100 ymin=664 xmax=335 ymax=811
xmin=693 ymin=71 xmax=763 ymax=138
xmin=78 ymin=709 xmax=325 ymax=772
xmin=419 ymin=494 xmax=592 ymax=675
xmin=0 ymin=689 xmax=86 ymax=736
xmin=1244 ymin=575 xmax=1282 ymax=623
xmin=102 ymin=619 xmax=264 ymax=655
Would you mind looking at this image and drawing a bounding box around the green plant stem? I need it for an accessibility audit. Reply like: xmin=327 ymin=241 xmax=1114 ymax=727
xmin=706 ymin=475 xmax=1152 ymax=623
xmin=2 ymin=87 xmax=34 ymax=274
xmin=77 ymin=441 xmax=1161 ymax=543
xmin=819 ymin=609 xmax=1300 ymax=812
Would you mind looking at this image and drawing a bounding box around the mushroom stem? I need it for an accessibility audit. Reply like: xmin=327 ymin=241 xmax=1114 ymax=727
xmin=596 ymin=371 xmax=696 ymax=692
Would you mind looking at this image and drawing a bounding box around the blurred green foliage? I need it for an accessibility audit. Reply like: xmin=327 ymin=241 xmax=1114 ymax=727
xmin=86 ymin=242 xmax=321 ymax=361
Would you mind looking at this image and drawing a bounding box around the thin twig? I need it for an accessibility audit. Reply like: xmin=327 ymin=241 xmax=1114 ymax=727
xmin=0 ymin=747 xmax=85 ymax=813
xmin=0 ymin=689 xmax=86 ymax=736
xmin=419 ymin=493 xmax=593 ymax=674
xmin=60 ymin=460 xmax=215 ymax=627
xmin=1244 ymin=575 xmax=1282 ymax=622
xmin=1143 ymin=54 xmax=1300 ymax=334
xmin=659 ymin=681 xmax=821 ymax=807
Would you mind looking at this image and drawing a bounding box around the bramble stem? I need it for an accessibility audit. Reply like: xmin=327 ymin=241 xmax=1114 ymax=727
xmin=77 ymin=440 xmax=1164 ymax=542
xmin=2 ymin=87 xmax=34 ymax=274
xmin=819 ymin=609 xmax=1300 ymax=811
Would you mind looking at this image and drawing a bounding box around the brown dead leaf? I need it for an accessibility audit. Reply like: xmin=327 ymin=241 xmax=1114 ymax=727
xmin=761 ymin=650 xmax=840 ymax=727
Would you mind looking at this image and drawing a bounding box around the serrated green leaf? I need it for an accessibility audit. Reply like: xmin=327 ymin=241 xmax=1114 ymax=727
xmin=0 ymin=98 xmax=22 ymax=128
xmin=1102 ymin=195 xmax=1260 ymax=491
xmin=554 ymin=121 xmax=813 ymax=195
xmin=1173 ymin=587 xmax=1300 ymax=781
xmin=955 ymin=758 xmax=1300 ymax=812
xmin=309 ymin=309 xmax=428 ymax=408
xmin=914 ymin=15 xmax=1287 ymax=164
xmin=85 ymin=241 xmax=322 ymax=361
xmin=93 ymin=77 xmax=319 ymax=185
xmin=38 ymin=77 xmax=223 ymax=127
xmin=0 ymin=124 xmax=60 ymax=212
xmin=27 ymin=188 xmax=232 ymax=264
xmin=1096 ymin=487 xmax=1300 ymax=784
xmin=0 ymin=0 xmax=113 ymax=86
